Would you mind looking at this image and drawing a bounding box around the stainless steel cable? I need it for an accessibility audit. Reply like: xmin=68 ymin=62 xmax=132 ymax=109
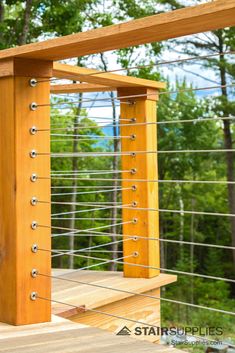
xmin=50 ymin=205 xmax=235 ymax=218
xmin=51 ymin=217 xmax=122 ymax=221
xmin=39 ymin=83 xmax=235 ymax=107
xmin=82 ymin=50 xmax=235 ymax=76
xmin=43 ymin=220 xmax=131 ymax=231
xmin=51 ymin=187 xmax=130 ymax=196
xmin=49 ymin=116 xmax=235 ymax=130
xmin=38 ymin=273 xmax=235 ymax=317
xmin=50 ymin=178 xmax=235 ymax=185
xmin=37 ymin=50 xmax=235 ymax=83
xmin=50 ymin=170 xmax=129 ymax=176
xmin=50 ymin=228 xmax=235 ymax=250
xmin=50 ymin=115 xmax=130 ymax=122
xmin=46 ymin=149 xmax=235 ymax=158
xmin=37 ymin=295 xmax=234 ymax=346
xmin=49 ymin=238 xmax=128 ymax=258
xmin=50 ymin=133 xmax=131 ymax=139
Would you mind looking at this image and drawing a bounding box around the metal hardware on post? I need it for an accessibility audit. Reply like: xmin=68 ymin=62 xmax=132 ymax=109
xmin=30 ymin=292 xmax=38 ymax=301
xmin=30 ymin=102 xmax=38 ymax=111
xmin=31 ymin=197 xmax=38 ymax=206
xmin=31 ymin=221 xmax=38 ymax=230
xmin=30 ymin=126 xmax=37 ymax=135
xmin=30 ymin=150 xmax=37 ymax=158
xmin=30 ymin=173 xmax=38 ymax=182
xmin=29 ymin=78 xmax=38 ymax=87
xmin=31 ymin=244 xmax=38 ymax=253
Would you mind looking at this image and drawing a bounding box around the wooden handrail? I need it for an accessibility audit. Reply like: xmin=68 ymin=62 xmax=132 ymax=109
xmin=0 ymin=1 xmax=234 ymax=61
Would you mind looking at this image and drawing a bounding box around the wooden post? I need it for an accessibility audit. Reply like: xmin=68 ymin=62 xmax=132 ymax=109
xmin=118 ymin=87 xmax=160 ymax=278
xmin=0 ymin=58 xmax=52 ymax=325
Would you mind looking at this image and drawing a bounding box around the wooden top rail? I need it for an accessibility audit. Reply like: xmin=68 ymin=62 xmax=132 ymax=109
xmin=0 ymin=1 xmax=235 ymax=61
xmin=52 ymin=63 xmax=166 ymax=90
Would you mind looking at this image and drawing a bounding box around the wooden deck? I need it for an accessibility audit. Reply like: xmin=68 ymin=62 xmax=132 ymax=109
xmin=0 ymin=270 xmax=184 ymax=352
xmin=52 ymin=270 xmax=177 ymax=343
xmin=0 ymin=316 xmax=185 ymax=353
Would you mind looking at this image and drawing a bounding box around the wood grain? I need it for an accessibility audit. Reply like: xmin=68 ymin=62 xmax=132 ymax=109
xmin=119 ymin=88 xmax=160 ymax=278
xmin=51 ymin=83 xmax=114 ymax=94
xmin=52 ymin=270 xmax=176 ymax=316
xmin=0 ymin=1 xmax=234 ymax=60
xmin=0 ymin=58 xmax=52 ymax=78
xmin=0 ymin=316 xmax=185 ymax=353
xmin=52 ymin=63 xmax=166 ymax=89
xmin=0 ymin=63 xmax=51 ymax=325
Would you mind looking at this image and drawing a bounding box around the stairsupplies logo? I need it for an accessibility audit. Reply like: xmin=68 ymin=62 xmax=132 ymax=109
xmin=116 ymin=326 xmax=132 ymax=336
xmin=116 ymin=326 xmax=223 ymax=337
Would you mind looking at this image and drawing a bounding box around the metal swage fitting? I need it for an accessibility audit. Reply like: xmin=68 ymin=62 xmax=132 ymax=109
xmin=30 ymin=126 xmax=37 ymax=135
xmin=31 ymin=244 xmax=38 ymax=253
xmin=31 ymin=221 xmax=38 ymax=230
xmin=31 ymin=197 xmax=38 ymax=206
xmin=30 ymin=150 xmax=37 ymax=158
xmin=29 ymin=78 xmax=37 ymax=87
xmin=30 ymin=292 xmax=38 ymax=301
xmin=30 ymin=102 xmax=38 ymax=111
xmin=30 ymin=174 xmax=38 ymax=182
xmin=31 ymin=269 xmax=38 ymax=278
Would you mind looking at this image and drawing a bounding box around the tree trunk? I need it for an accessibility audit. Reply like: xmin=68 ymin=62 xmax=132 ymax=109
xmin=218 ymin=44 xmax=235 ymax=268
xmin=0 ymin=0 xmax=4 ymax=22
xmin=190 ymin=198 xmax=195 ymax=304
xmin=0 ymin=0 xmax=5 ymax=44
xmin=109 ymin=91 xmax=120 ymax=271
xmin=18 ymin=0 xmax=33 ymax=45
xmin=99 ymin=53 xmax=119 ymax=271
xmin=68 ymin=92 xmax=83 ymax=269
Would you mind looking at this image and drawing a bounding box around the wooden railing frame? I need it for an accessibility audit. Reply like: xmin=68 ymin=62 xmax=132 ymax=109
xmin=0 ymin=0 xmax=235 ymax=325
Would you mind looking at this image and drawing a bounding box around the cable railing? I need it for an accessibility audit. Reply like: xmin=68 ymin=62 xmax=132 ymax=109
xmin=20 ymin=49 xmax=233 ymax=346
xmin=1 ymin=7 xmax=235 ymax=353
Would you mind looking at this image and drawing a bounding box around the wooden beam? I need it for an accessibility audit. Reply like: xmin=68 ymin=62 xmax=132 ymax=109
xmin=118 ymin=88 xmax=160 ymax=278
xmin=51 ymin=83 xmax=115 ymax=94
xmin=52 ymin=63 xmax=165 ymax=90
xmin=0 ymin=59 xmax=51 ymax=325
xmin=0 ymin=1 xmax=235 ymax=61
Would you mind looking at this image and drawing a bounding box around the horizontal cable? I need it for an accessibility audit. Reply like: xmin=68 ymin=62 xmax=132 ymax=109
xmin=47 ymin=149 xmax=235 ymax=158
xmin=50 ymin=205 xmax=235 ymax=218
xmin=37 ymin=82 xmax=235 ymax=110
xmin=50 ymin=238 xmax=128 ymax=258
xmin=38 ymin=296 xmax=234 ymax=346
xmin=45 ymin=248 xmax=235 ymax=283
xmin=51 ymin=204 xmax=124 ymax=217
xmin=51 ymin=187 xmax=130 ymax=196
xmin=52 ymin=249 xmax=123 ymax=253
xmin=59 ymin=252 xmax=235 ymax=284
xmin=38 ymin=51 xmax=235 ymax=83
xmin=83 ymin=50 xmax=235 ymax=76
xmin=50 ymin=115 xmax=130 ymax=122
xmin=50 ymin=201 xmax=123 ymax=205
xmin=49 ymin=116 xmax=235 ymax=130
xmin=51 ymin=185 xmax=117 ymax=189
xmin=41 ymin=83 xmax=235 ymax=107
xmin=38 ymin=273 xmax=235 ymax=317
xmin=51 ymin=217 xmax=122 ymax=221
xmin=50 ymin=177 xmax=235 ymax=185
xmin=51 ymin=170 xmax=129 ymax=176
xmin=42 ymin=220 xmax=131 ymax=233
xmin=49 ymin=226 xmax=235 ymax=251
xmin=51 ymin=252 xmax=132 ymax=263
xmin=50 ymin=133 xmax=131 ymax=139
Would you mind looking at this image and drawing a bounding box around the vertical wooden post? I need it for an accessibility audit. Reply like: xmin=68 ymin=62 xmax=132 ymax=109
xmin=0 ymin=58 xmax=52 ymax=325
xmin=118 ymin=87 xmax=160 ymax=278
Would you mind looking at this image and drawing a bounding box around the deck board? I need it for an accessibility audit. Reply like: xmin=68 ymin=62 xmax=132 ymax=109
xmin=0 ymin=316 xmax=184 ymax=353
xmin=52 ymin=270 xmax=177 ymax=316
